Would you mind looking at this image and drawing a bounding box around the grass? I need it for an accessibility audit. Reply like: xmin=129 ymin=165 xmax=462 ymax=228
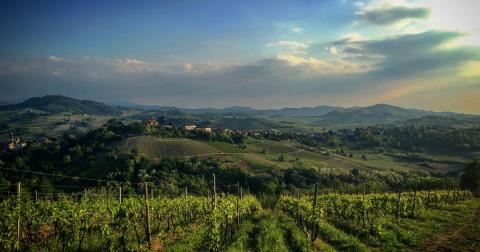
xmin=226 ymin=211 xmax=314 ymax=252
xmin=253 ymin=140 xmax=299 ymax=154
xmin=205 ymin=141 xmax=252 ymax=153
xmin=396 ymin=199 xmax=480 ymax=251
xmin=322 ymin=199 xmax=480 ymax=251
xmin=163 ymin=225 xmax=207 ymax=251
xmin=316 ymin=221 xmax=370 ymax=252
xmin=0 ymin=109 xmax=113 ymax=140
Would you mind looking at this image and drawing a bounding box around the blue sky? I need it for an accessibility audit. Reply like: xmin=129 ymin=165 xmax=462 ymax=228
xmin=1 ymin=0 xmax=479 ymax=113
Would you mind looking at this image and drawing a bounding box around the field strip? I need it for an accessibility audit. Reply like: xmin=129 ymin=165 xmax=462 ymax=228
xmin=182 ymin=149 xmax=304 ymax=158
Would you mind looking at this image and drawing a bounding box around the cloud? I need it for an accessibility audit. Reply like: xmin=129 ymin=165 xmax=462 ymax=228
xmin=47 ymin=55 xmax=63 ymax=62
xmin=276 ymin=54 xmax=374 ymax=76
xmin=116 ymin=58 xmax=152 ymax=73
xmin=336 ymin=30 xmax=480 ymax=78
xmin=266 ymin=40 xmax=309 ymax=54
xmin=329 ymin=47 xmax=338 ymax=55
xmin=291 ymin=27 xmax=303 ymax=33
xmin=357 ymin=6 xmax=430 ymax=25
xmin=1 ymin=30 xmax=479 ymax=112
xmin=353 ymin=1 xmax=365 ymax=8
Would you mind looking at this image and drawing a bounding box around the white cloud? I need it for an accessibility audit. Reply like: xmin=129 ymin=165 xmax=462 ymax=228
xmin=266 ymin=40 xmax=309 ymax=54
xmin=421 ymin=0 xmax=480 ymax=45
xmin=291 ymin=27 xmax=303 ymax=33
xmin=357 ymin=0 xmax=480 ymax=45
xmin=115 ymin=58 xmax=152 ymax=73
xmin=276 ymin=54 xmax=374 ymax=76
xmin=330 ymin=47 xmax=338 ymax=55
xmin=47 ymin=55 xmax=63 ymax=62
xmin=353 ymin=1 xmax=365 ymax=8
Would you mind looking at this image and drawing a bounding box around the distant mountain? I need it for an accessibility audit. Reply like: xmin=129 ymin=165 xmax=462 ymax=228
xmin=24 ymin=96 xmax=476 ymax=126
xmin=263 ymin=106 xmax=343 ymax=117
xmin=114 ymin=101 xmax=341 ymax=117
xmin=0 ymin=95 xmax=122 ymax=116
xmin=315 ymin=104 xmax=479 ymax=125
xmin=213 ymin=116 xmax=284 ymax=130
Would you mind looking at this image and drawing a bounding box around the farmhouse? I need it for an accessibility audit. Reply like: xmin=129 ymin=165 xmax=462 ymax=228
xmin=5 ymin=132 xmax=27 ymax=151
xmin=196 ymin=127 xmax=212 ymax=132
xmin=143 ymin=117 xmax=160 ymax=127
xmin=184 ymin=125 xmax=197 ymax=131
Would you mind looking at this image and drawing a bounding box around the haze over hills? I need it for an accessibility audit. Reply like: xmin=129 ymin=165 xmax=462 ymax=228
xmin=2 ymin=95 xmax=480 ymax=129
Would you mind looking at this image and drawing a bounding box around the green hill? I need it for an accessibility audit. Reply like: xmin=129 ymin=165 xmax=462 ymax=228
xmin=116 ymin=136 xmax=221 ymax=158
xmin=213 ymin=116 xmax=284 ymax=130
xmin=0 ymin=95 xmax=121 ymax=116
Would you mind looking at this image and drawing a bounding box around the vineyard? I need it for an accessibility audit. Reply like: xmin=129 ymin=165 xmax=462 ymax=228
xmin=277 ymin=189 xmax=474 ymax=251
xmin=0 ymin=182 xmax=477 ymax=251
xmin=0 ymin=183 xmax=261 ymax=251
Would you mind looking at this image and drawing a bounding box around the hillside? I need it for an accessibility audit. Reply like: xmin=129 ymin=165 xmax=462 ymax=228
xmin=213 ymin=116 xmax=286 ymax=130
xmin=116 ymin=102 xmax=342 ymax=117
xmin=263 ymin=105 xmax=343 ymax=117
xmin=315 ymin=104 xmax=433 ymax=125
xmin=403 ymin=115 xmax=480 ymax=128
xmin=0 ymin=95 xmax=121 ymax=116
xmin=116 ymin=136 xmax=221 ymax=158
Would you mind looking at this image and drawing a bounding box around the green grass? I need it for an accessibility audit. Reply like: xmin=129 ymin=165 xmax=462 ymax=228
xmin=0 ymin=110 xmax=113 ymax=140
xmin=226 ymin=220 xmax=256 ymax=252
xmin=322 ymin=199 xmax=480 ymax=251
xmin=253 ymin=213 xmax=289 ymax=252
xmin=253 ymin=140 xmax=299 ymax=154
xmin=164 ymin=225 xmax=207 ymax=252
xmin=226 ymin=211 xmax=315 ymax=252
xmin=116 ymin=136 xmax=220 ymax=158
xmin=205 ymin=141 xmax=252 ymax=153
xmin=316 ymin=221 xmax=370 ymax=252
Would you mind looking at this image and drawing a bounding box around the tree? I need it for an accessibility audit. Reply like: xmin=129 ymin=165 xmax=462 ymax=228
xmin=62 ymin=155 xmax=71 ymax=165
xmin=278 ymin=154 xmax=285 ymax=162
xmin=460 ymin=158 xmax=480 ymax=196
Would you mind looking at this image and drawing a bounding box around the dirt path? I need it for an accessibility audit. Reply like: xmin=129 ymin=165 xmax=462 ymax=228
xmin=418 ymin=206 xmax=480 ymax=252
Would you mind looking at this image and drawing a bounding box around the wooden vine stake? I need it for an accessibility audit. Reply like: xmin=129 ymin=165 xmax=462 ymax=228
xmin=236 ymin=181 xmax=240 ymax=229
xmin=311 ymin=183 xmax=318 ymax=244
xmin=118 ymin=186 xmax=122 ymax=204
xmin=396 ymin=188 xmax=401 ymax=220
xmin=411 ymin=189 xmax=417 ymax=218
xmin=17 ymin=182 xmax=21 ymax=242
xmin=212 ymin=174 xmax=217 ymax=209
xmin=362 ymin=183 xmax=366 ymax=228
xmin=144 ymin=182 xmax=152 ymax=247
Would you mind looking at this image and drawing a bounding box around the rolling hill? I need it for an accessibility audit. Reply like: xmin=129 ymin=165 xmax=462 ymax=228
xmin=314 ymin=104 xmax=479 ymax=125
xmin=0 ymin=95 xmax=122 ymax=116
xmin=213 ymin=116 xmax=286 ymax=130
xmin=116 ymin=136 xmax=220 ymax=158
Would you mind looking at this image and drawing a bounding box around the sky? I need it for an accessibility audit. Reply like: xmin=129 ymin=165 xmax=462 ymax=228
xmin=0 ymin=0 xmax=479 ymax=113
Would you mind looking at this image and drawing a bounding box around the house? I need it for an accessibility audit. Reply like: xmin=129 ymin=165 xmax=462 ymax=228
xmin=6 ymin=132 xmax=27 ymax=151
xmin=223 ymin=129 xmax=233 ymax=134
xmin=184 ymin=125 xmax=197 ymax=131
xmin=143 ymin=117 xmax=160 ymax=127
xmin=196 ymin=127 xmax=212 ymax=132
